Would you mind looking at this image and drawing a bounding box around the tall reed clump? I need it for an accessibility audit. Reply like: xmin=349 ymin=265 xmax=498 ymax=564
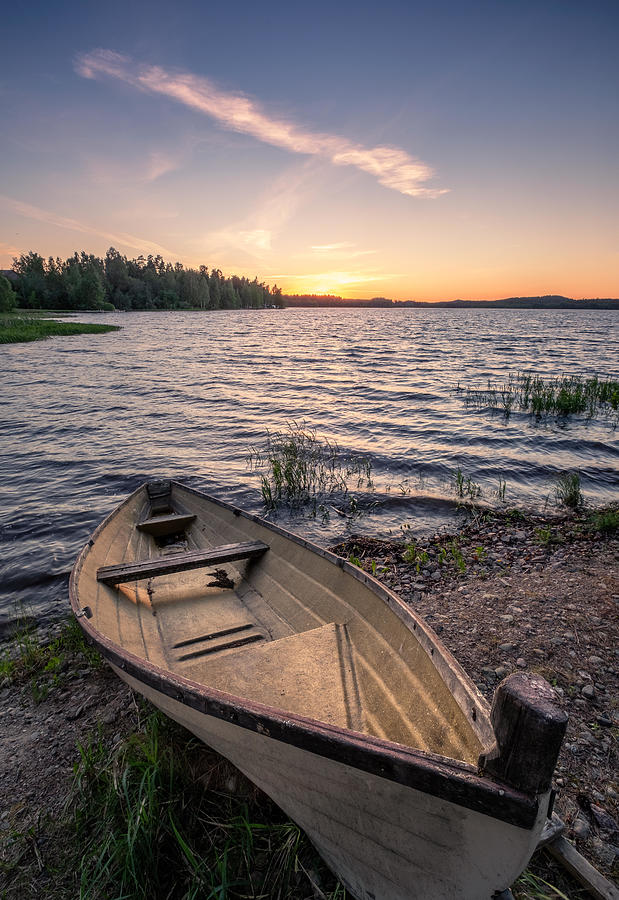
xmin=553 ymin=471 xmax=583 ymax=509
xmin=248 ymin=422 xmax=373 ymax=514
xmin=69 ymin=711 xmax=345 ymax=900
xmin=461 ymin=372 xmax=619 ymax=422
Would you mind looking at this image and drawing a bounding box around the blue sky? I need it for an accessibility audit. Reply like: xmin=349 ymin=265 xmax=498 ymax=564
xmin=1 ymin=0 xmax=618 ymax=299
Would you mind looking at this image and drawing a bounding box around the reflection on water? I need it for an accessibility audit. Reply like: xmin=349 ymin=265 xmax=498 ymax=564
xmin=1 ymin=308 xmax=617 ymax=626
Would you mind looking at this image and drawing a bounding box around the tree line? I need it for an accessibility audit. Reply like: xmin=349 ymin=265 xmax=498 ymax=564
xmin=2 ymin=248 xmax=284 ymax=311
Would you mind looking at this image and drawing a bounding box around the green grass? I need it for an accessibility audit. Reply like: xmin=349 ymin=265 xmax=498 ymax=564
xmin=452 ymin=467 xmax=482 ymax=502
xmin=0 ymin=314 xmax=120 ymax=343
xmin=248 ymin=421 xmax=373 ymax=517
xmin=0 ymin=615 xmax=101 ymax=700
xmin=588 ymin=506 xmax=619 ymax=534
xmin=1 ymin=623 xmax=589 ymax=900
xmin=461 ymin=372 xmax=619 ymax=422
xmin=26 ymin=710 xmax=346 ymax=900
xmin=553 ymin=472 xmax=583 ymax=509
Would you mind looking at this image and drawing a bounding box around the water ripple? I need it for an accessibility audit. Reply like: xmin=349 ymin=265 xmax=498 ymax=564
xmin=1 ymin=307 xmax=617 ymax=626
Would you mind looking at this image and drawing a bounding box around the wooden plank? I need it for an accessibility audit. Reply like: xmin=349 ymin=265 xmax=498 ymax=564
xmin=479 ymin=673 xmax=567 ymax=794
xmin=535 ymin=813 xmax=564 ymax=849
xmin=97 ymin=540 xmax=269 ymax=586
xmin=545 ymin=836 xmax=619 ymax=900
xmin=136 ymin=512 xmax=196 ymax=537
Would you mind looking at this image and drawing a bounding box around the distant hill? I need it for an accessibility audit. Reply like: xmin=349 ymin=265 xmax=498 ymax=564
xmin=282 ymin=293 xmax=619 ymax=310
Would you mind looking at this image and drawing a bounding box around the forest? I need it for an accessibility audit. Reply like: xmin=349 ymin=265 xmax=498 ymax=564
xmin=2 ymin=249 xmax=284 ymax=311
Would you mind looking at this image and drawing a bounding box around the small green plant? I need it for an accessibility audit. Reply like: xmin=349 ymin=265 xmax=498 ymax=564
xmin=534 ymin=526 xmax=553 ymax=546
xmin=588 ymin=506 xmax=619 ymax=534
xmin=348 ymin=553 xmax=362 ymax=567
xmin=453 ymin=468 xmax=482 ymax=501
xmin=437 ymin=547 xmax=447 ymax=565
xmin=554 ymin=471 xmax=583 ymax=509
xmin=448 ymin=540 xmax=467 ymax=573
xmin=0 ymin=614 xmax=101 ymax=696
xmin=402 ymin=542 xmax=417 ymax=564
xmin=496 ymin=475 xmax=507 ymax=501
xmin=473 ymin=546 xmax=487 ymax=561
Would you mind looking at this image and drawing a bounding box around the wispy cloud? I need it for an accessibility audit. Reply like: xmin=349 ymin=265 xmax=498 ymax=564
xmin=0 ymin=195 xmax=175 ymax=258
xmin=204 ymin=161 xmax=322 ymax=261
xmin=76 ymin=50 xmax=447 ymax=198
xmin=310 ymin=243 xmax=377 ymax=259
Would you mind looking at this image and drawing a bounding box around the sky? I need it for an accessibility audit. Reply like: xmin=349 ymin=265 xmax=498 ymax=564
xmin=1 ymin=1 xmax=618 ymax=301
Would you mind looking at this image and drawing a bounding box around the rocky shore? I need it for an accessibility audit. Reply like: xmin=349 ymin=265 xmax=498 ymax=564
xmin=332 ymin=506 xmax=619 ymax=882
xmin=1 ymin=505 xmax=617 ymax=896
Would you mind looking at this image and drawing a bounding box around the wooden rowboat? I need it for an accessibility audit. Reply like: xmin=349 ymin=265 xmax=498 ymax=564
xmin=70 ymin=480 xmax=567 ymax=900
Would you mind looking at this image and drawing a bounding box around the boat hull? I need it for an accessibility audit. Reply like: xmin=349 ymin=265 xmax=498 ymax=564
xmin=70 ymin=481 xmax=566 ymax=899
xmin=115 ymin=666 xmax=548 ymax=900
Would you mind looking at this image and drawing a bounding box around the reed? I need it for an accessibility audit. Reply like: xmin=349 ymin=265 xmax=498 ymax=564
xmin=553 ymin=472 xmax=583 ymax=509
xmin=453 ymin=467 xmax=482 ymax=501
xmin=248 ymin=422 xmax=373 ymax=515
xmin=461 ymin=373 xmax=619 ymax=422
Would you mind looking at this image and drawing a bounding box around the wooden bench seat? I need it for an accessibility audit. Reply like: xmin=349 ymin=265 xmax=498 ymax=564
xmin=97 ymin=540 xmax=269 ymax=586
xmin=136 ymin=512 xmax=197 ymax=537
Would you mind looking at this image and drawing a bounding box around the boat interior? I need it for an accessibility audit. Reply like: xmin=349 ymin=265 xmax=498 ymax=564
xmin=78 ymin=481 xmax=491 ymax=765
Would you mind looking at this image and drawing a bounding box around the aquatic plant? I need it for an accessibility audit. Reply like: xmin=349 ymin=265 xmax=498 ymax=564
xmin=248 ymin=422 xmax=373 ymax=515
xmin=460 ymin=372 xmax=619 ymax=423
xmin=553 ymin=472 xmax=583 ymax=509
xmin=453 ymin=467 xmax=482 ymax=501
xmin=0 ymin=315 xmax=120 ymax=344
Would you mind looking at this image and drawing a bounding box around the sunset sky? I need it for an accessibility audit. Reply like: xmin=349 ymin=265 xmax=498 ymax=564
xmin=1 ymin=1 xmax=617 ymax=301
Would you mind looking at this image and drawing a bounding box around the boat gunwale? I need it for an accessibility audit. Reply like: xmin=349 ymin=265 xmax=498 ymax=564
xmin=69 ymin=480 xmax=540 ymax=830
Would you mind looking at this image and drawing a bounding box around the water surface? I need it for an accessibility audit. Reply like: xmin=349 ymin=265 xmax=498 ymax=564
xmin=1 ymin=308 xmax=617 ymax=626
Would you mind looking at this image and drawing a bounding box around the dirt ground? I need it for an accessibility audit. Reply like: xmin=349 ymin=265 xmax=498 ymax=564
xmin=1 ymin=507 xmax=617 ymax=896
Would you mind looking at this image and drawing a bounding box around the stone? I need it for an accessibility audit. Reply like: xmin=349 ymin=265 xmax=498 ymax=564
xmin=516 ymin=658 xmax=527 ymax=668
xmin=499 ymin=614 xmax=514 ymax=624
xmin=581 ymin=684 xmax=595 ymax=699
xmin=590 ymin=804 xmax=619 ymax=836
xmin=573 ymin=817 xmax=591 ymax=840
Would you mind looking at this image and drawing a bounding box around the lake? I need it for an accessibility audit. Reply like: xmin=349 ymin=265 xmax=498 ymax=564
xmin=1 ymin=307 xmax=617 ymax=628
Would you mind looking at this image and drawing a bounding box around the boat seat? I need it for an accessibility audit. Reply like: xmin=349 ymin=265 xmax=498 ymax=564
xmin=136 ymin=512 xmax=197 ymax=537
xmin=181 ymin=623 xmax=364 ymax=732
xmin=96 ymin=540 xmax=269 ymax=586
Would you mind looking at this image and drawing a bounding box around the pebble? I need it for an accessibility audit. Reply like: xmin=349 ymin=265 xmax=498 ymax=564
xmin=590 ymin=804 xmax=619 ymax=835
xmin=573 ymin=817 xmax=591 ymax=840
xmin=499 ymin=614 xmax=514 ymax=624
xmin=581 ymin=684 xmax=595 ymax=699
xmin=516 ymin=658 xmax=527 ymax=668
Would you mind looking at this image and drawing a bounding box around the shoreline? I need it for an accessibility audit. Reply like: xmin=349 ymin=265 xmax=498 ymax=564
xmin=1 ymin=505 xmax=617 ymax=896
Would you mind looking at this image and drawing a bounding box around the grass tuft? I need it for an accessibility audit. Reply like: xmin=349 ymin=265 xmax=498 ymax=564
xmin=554 ymin=472 xmax=583 ymax=509
xmin=67 ymin=710 xmax=346 ymax=900
xmin=461 ymin=372 xmax=619 ymax=423
xmin=587 ymin=505 xmax=619 ymax=534
xmin=248 ymin=422 xmax=373 ymax=517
